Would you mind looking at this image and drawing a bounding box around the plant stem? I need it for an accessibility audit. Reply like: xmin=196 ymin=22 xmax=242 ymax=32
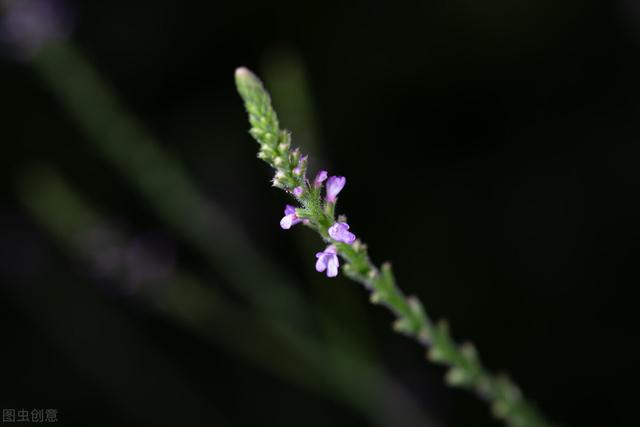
xmin=236 ymin=66 xmax=553 ymax=427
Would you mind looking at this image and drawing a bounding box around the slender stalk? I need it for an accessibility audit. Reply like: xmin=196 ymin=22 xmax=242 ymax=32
xmin=235 ymin=67 xmax=553 ymax=427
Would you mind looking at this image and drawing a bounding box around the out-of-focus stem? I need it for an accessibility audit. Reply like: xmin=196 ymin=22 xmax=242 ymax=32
xmin=17 ymin=166 xmax=438 ymax=427
xmin=30 ymin=40 xmax=308 ymax=327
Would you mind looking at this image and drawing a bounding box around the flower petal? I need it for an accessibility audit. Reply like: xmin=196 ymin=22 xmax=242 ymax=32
xmin=342 ymin=231 xmax=356 ymax=244
xmin=314 ymin=170 xmax=328 ymax=188
xmin=315 ymin=255 xmax=327 ymax=272
xmin=280 ymin=214 xmax=295 ymax=229
xmin=326 ymin=176 xmax=346 ymax=201
xmin=326 ymin=254 xmax=339 ymax=277
xmin=328 ymin=223 xmax=340 ymax=240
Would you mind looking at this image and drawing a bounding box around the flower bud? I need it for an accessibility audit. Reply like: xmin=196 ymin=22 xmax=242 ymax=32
xmin=278 ymin=141 xmax=290 ymax=152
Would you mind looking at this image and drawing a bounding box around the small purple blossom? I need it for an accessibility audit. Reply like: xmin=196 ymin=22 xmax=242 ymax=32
xmin=314 ymin=170 xmax=328 ymax=188
xmin=328 ymin=222 xmax=356 ymax=244
xmin=280 ymin=205 xmax=301 ymax=230
xmin=293 ymin=186 xmax=303 ymax=197
xmin=315 ymin=245 xmax=339 ymax=278
xmin=293 ymin=155 xmax=308 ymax=176
xmin=326 ymin=176 xmax=346 ymax=202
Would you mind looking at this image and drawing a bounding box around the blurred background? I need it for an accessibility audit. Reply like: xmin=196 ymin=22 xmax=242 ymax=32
xmin=0 ymin=0 xmax=638 ymax=426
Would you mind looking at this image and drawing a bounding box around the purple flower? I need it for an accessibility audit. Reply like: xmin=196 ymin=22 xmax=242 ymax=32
xmin=315 ymin=245 xmax=339 ymax=278
xmin=328 ymin=222 xmax=356 ymax=244
xmin=314 ymin=170 xmax=328 ymax=188
xmin=326 ymin=176 xmax=346 ymax=202
xmin=293 ymin=155 xmax=308 ymax=176
xmin=293 ymin=186 xmax=303 ymax=197
xmin=280 ymin=205 xmax=301 ymax=229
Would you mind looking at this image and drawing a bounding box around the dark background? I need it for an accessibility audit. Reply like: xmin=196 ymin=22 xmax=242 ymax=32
xmin=1 ymin=1 xmax=638 ymax=426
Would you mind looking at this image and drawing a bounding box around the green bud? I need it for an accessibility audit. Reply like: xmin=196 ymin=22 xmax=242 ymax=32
xmin=393 ymin=317 xmax=414 ymax=334
xmin=250 ymin=128 xmax=264 ymax=139
xmin=235 ymin=67 xmax=261 ymax=99
xmin=278 ymin=142 xmax=290 ymax=152
xmin=235 ymin=67 xmax=280 ymax=144
xmin=370 ymin=291 xmax=385 ymax=304
xmin=491 ymin=401 xmax=510 ymax=419
xmin=263 ymin=132 xmax=276 ymax=145
xmin=290 ymin=148 xmax=301 ymax=163
xmin=445 ymin=367 xmax=469 ymax=386
xmin=407 ymin=296 xmax=425 ymax=321
xmin=427 ymin=347 xmax=446 ymax=362
xmin=461 ymin=342 xmax=478 ymax=363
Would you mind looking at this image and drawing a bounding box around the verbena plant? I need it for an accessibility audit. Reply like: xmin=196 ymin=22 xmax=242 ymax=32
xmin=236 ymin=67 xmax=552 ymax=427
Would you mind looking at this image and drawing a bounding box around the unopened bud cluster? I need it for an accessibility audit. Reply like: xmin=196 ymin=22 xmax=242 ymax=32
xmin=235 ymin=67 xmax=307 ymax=191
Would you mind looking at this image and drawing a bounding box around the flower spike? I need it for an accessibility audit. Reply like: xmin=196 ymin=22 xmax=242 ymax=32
xmin=236 ymin=67 xmax=553 ymax=427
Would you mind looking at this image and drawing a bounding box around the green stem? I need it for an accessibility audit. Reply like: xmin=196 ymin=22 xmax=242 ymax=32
xmin=236 ymin=67 xmax=553 ymax=427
